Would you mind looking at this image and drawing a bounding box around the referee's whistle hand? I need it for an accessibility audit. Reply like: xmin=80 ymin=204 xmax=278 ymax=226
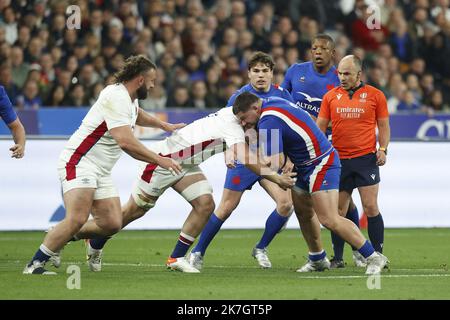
xmin=376 ymin=151 xmax=387 ymax=166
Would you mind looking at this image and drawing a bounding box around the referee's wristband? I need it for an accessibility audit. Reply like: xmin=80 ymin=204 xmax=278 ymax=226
xmin=378 ymin=147 xmax=387 ymax=155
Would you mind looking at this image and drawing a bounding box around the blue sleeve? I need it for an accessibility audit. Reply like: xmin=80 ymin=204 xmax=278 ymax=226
xmin=0 ymin=87 xmax=17 ymax=125
xmin=281 ymin=66 xmax=293 ymax=93
xmin=258 ymin=116 xmax=283 ymax=156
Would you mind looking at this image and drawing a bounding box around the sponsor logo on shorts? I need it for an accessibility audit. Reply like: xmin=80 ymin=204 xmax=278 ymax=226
xmin=81 ymin=178 xmax=90 ymax=184
xmin=370 ymin=174 xmax=376 ymax=180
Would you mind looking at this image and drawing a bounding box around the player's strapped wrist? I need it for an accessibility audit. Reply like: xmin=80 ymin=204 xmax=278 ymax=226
xmin=378 ymin=147 xmax=387 ymax=155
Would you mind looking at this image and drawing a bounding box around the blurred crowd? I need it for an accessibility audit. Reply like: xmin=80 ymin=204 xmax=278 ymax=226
xmin=1 ymin=0 xmax=450 ymax=114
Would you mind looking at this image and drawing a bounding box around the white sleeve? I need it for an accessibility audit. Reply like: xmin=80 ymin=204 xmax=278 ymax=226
xmin=100 ymin=89 xmax=133 ymax=130
xmin=220 ymin=121 xmax=245 ymax=148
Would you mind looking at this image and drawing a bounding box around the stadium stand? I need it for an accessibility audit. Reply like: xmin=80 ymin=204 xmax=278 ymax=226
xmin=0 ymin=0 xmax=450 ymax=116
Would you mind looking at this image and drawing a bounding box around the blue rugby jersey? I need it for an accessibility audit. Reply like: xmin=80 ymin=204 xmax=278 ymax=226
xmin=281 ymin=61 xmax=339 ymax=119
xmin=258 ymin=97 xmax=333 ymax=167
xmin=0 ymin=86 xmax=17 ymax=125
xmin=226 ymin=83 xmax=294 ymax=107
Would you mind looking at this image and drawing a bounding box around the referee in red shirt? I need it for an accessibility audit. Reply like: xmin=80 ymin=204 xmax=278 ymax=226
xmin=317 ymin=55 xmax=390 ymax=256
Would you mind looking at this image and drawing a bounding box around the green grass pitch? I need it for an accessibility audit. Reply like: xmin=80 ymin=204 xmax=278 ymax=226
xmin=1 ymin=229 xmax=449 ymax=300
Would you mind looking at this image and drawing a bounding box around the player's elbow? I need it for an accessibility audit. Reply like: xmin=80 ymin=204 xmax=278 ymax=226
xmin=116 ymin=137 xmax=134 ymax=152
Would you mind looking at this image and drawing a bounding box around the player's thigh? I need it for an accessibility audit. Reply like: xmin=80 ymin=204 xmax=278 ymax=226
xmin=91 ymin=197 xmax=122 ymax=230
xmin=259 ymin=178 xmax=292 ymax=215
xmin=90 ymin=175 xmax=122 ymax=230
xmin=310 ymin=189 xmax=340 ymax=227
xmin=132 ymin=164 xmax=186 ymax=212
xmin=291 ymin=188 xmax=314 ymax=221
xmin=62 ymin=188 xmax=95 ymax=225
xmin=214 ymin=188 xmax=245 ymax=220
xmin=358 ymin=183 xmax=380 ymax=217
xmin=172 ymin=167 xmax=214 ymax=211
xmin=223 ymin=164 xmax=260 ymax=192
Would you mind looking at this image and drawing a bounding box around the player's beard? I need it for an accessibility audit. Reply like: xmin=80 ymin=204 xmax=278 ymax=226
xmin=136 ymin=84 xmax=148 ymax=100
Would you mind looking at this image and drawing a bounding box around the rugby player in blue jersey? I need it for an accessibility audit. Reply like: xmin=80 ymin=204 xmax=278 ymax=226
xmin=189 ymin=52 xmax=295 ymax=270
xmin=232 ymin=92 xmax=389 ymax=275
xmin=0 ymin=85 xmax=25 ymax=158
xmin=282 ymin=34 xmax=366 ymax=269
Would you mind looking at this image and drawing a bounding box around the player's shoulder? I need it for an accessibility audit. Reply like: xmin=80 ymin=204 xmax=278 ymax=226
xmin=237 ymin=83 xmax=253 ymax=93
xmin=101 ymin=83 xmax=128 ymax=99
xmin=272 ymin=83 xmax=289 ymax=92
xmin=287 ymin=61 xmax=311 ymax=72
xmin=217 ymin=107 xmax=237 ymax=122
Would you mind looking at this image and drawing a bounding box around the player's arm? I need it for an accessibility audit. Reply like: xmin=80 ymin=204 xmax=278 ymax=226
xmin=316 ymin=117 xmax=329 ymax=134
xmin=7 ymin=118 xmax=26 ymax=159
xmin=376 ymin=117 xmax=390 ymax=166
xmin=317 ymin=93 xmax=331 ymax=133
xmin=231 ymin=142 xmax=295 ymax=190
xmin=282 ymin=155 xmax=294 ymax=173
xmin=136 ymin=108 xmax=186 ymax=132
xmin=224 ymin=148 xmax=236 ymax=168
xmin=109 ymin=125 xmax=182 ymax=174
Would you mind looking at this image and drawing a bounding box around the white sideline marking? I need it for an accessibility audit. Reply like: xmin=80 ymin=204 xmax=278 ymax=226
xmin=295 ymin=274 xmax=450 ymax=279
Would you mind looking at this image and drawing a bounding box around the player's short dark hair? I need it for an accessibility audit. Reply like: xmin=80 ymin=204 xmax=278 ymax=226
xmin=247 ymin=51 xmax=275 ymax=71
xmin=232 ymin=92 xmax=260 ymax=115
xmin=113 ymin=55 xmax=156 ymax=83
xmin=312 ymin=34 xmax=335 ymax=50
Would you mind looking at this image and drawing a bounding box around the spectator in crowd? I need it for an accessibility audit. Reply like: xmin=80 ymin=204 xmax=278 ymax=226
xmin=140 ymin=84 xmax=167 ymax=111
xmin=88 ymin=82 xmax=105 ymax=106
xmin=0 ymin=65 xmax=20 ymax=105
xmin=44 ymin=84 xmax=65 ymax=107
xmin=190 ymin=80 xmax=211 ymax=109
xmin=10 ymin=46 xmax=30 ymax=89
xmin=427 ymin=89 xmax=450 ymax=112
xmin=397 ymin=90 xmax=422 ymax=113
xmin=167 ymin=85 xmax=193 ymax=108
xmin=16 ymin=80 xmax=42 ymax=109
xmin=0 ymin=0 xmax=448 ymax=113
xmin=62 ymin=83 xmax=87 ymax=107
xmin=1 ymin=6 xmax=18 ymax=44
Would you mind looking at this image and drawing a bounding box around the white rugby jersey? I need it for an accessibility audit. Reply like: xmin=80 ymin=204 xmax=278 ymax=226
xmin=150 ymin=107 xmax=245 ymax=166
xmin=60 ymin=83 xmax=139 ymax=179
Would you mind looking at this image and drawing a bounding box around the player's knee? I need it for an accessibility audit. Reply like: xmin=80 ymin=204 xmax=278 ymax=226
xmin=295 ymin=206 xmax=314 ymax=222
xmin=219 ymin=198 xmax=239 ymax=216
xmin=319 ymin=216 xmax=338 ymax=231
xmin=362 ymin=203 xmax=379 ymax=217
xmin=103 ymin=218 xmax=122 ymax=235
xmin=194 ymin=197 xmax=215 ymax=216
xmin=337 ymin=207 xmax=347 ymax=217
xmin=276 ymin=201 xmax=293 ymax=216
xmin=66 ymin=215 xmax=89 ymax=231
xmin=131 ymin=188 xmax=156 ymax=213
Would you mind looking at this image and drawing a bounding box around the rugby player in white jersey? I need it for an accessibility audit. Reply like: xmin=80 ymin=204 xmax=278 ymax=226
xmin=74 ymin=106 xmax=296 ymax=273
xmin=23 ymin=55 xmax=184 ymax=275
